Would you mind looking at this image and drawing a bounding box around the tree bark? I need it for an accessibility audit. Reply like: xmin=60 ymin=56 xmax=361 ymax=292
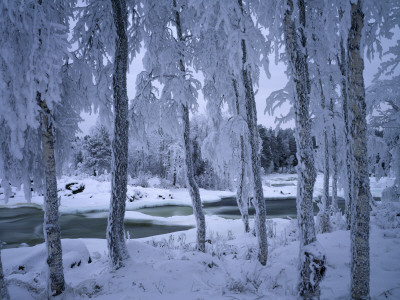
xmin=237 ymin=0 xmax=268 ymax=265
xmin=329 ymin=96 xmax=338 ymax=211
xmin=0 ymin=246 xmax=9 ymax=300
xmin=318 ymin=75 xmax=330 ymax=233
xmin=23 ymin=176 xmax=32 ymax=203
xmin=39 ymin=95 xmax=65 ymax=296
xmin=174 ymin=0 xmax=206 ymax=252
xmin=233 ymin=78 xmax=250 ymax=233
xmin=338 ymin=11 xmax=354 ymax=229
xmin=182 ymin=104 xmax=206 ymax=252
xmin=283 ymin=0 xmax=325 ymax=297
xmin=347 ymin=1 xmax=371 ymax=298
xmin=107 ymin=0 xmax=130 ymax=269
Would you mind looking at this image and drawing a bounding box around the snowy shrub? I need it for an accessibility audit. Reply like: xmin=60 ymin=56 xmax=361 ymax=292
xmin=134 ymin=174 xmax=150 ymax=188
xmin=329 ymin=211 xmax=347 ymax=231
xmin=126 ymin=189 xmax=146 ymax=202
xmin=224 ymin=266 xmax=262 ymax=295
xmin=154 ymin=178 xmax=173 ymax=189
xmin=382 ymin=185 xmax=400 ymax=203
xmin=371 ymin=202 xmax=400 ymax=229
xmin=206 ymin=231 xmax=238 ymax=259
xmin=278 ymin=219 xmax=298 ymax=246
xmin=266 ymin=219 xmax=277 ymax=238
xmin=147 ymin=233 xmax=190 ymax=251
xmin=243 ymin=244 xmax=259 ymax=261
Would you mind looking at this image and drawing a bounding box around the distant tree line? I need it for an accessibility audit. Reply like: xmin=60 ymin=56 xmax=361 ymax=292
xmin=70 ymin=123 xmax=298 ymax=187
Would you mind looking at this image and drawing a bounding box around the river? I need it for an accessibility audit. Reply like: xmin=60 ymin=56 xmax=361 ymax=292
xmin=0 ymin=196 xmax=346 ymax=249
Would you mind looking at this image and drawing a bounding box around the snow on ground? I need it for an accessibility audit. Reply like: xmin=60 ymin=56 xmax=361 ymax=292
xmin=261 ymin=173 xmax=395 ymax=200
xmin=1 ymin=174 xmax=394 ymax=214
xmin=0 ymin=175 xmax=235 ymax=214
xmin=1 ymin=174 xmax=399 ymax=299
xmin=2 ymin=205 xmax=400 ymax=299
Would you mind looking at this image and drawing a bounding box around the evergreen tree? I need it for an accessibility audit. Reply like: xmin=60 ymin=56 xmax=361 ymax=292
xmin=82 ymin=125 xmax=112 ymax=176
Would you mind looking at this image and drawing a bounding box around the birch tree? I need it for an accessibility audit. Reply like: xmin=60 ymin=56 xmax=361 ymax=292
xmin=105 ymin=0 xmax=131 ymax=268
xmin=347 ymin=1 xmax=371 ymax=297
xmin=190 ymin=0 xmax=269 ymax=263
xmin=0 ymin=0 xmax=94 ymax=295
xmin=73 ymin=0 xmax=141 ymax=267
xmin=283 ymin=0 xmax=326 ymax=297
xmin=136 ymin=0 xmax=206 ymax=251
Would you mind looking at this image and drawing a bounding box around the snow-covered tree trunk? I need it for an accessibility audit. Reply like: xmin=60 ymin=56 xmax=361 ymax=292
xmin=174 ymin=1 xmax=206 ymax=252
xmin=2 ymin=179 xmax=11 ymax=204
xmin=318 ymin=76 xmax=331 ymax=233
xmin=0 ymin=246 xmax=9 ymax=300
xmin=237 ymin=28 xmax=267 ymax=265
xmin=338 ymin=27 xmax=354 ymax=229
xmin=182 ymin=104 xmax=206 ymax=252
xmin=237 ymin=0 xmax=268 ymax=265
xmin=329 ymin=97 xmax=338 ymax=210
xmin=233 ymin=78 xmax=250 ymax=233
xmin=39 ymin=95 xmax=65 ymax=296
xmin=283 ymin=0 xmax=326 ymax=297
xmin=244 ymin=72 xmax=268 ymax=265
xmin=347 ymin=1 xmax=371 ymax=298
xmin=23 ymin=177 xmax=32 ymax=203
xmin=107 ymin=0 xmax=130 ymax=269
xmin=321 ymin=127 xmax=330 ymax=233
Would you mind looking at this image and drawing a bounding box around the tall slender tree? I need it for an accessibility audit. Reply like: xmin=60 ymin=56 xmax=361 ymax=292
xmin=0 ymin=0 xmax=94 ymax=295
xmin=283 ymin=0 xmax=326 ymax=297
xmin=106 ymin=0 xmax=130 ymax=268
xmin=73 ymin=0 xmax=141 ymax=267
xmin=347 ymin=1 xmax=371 ymax=298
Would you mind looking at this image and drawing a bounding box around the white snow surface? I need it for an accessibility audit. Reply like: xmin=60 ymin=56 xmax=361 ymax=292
xmin=1 ymin=174 xmax=399 ymax=299
xmin=1 ymin=174 xmax=394 ymax=213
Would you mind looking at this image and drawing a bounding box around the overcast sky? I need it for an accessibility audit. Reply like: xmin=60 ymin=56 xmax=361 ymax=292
xmin=78 ymin=30 xmax=398 ymax=136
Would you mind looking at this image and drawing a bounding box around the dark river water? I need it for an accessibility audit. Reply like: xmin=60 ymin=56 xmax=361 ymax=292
xmin=0 ymin=197 xmax=346 ymax=249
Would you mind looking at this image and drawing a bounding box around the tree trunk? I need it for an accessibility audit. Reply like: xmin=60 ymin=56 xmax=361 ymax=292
xmin=2 ymin=179 xmax=11 ymax=204
xmin=237 ymin=0 xmax=268 ymax=266
xmin=174 ymin=0 xmax=206 ymax=252
xmin=0 ymin=246 xmax=9 ymax=300
xmin=39 ymin=95 xmax=65 ymax=296
xmin=182 ymin=104 xmax=206 ymax=252
xmin=23 ymin=176 xmax=32 ymax=203
xmin=233 ymin=78 xmax=250 ymax=233
xmin=347 ymin=1 xmax=371 ymax=298
xmin=107 ymin=0 xmax=130 ymax=269
xmin=338 ymin=15 xmax=354 ymax=229
xmin=321 ymin=128 xmax=330 ymax=232
xmin=329 ymin=97 xmax=338 ymax=211
xmin=317 ymin=75 xmax=330 ymax=233
xmin=283 ymin=0 xmax=325 ymax=297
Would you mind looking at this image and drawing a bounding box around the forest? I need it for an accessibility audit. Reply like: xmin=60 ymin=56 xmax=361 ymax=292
xmin=0 ymin=0 xmax=399 ymax=299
